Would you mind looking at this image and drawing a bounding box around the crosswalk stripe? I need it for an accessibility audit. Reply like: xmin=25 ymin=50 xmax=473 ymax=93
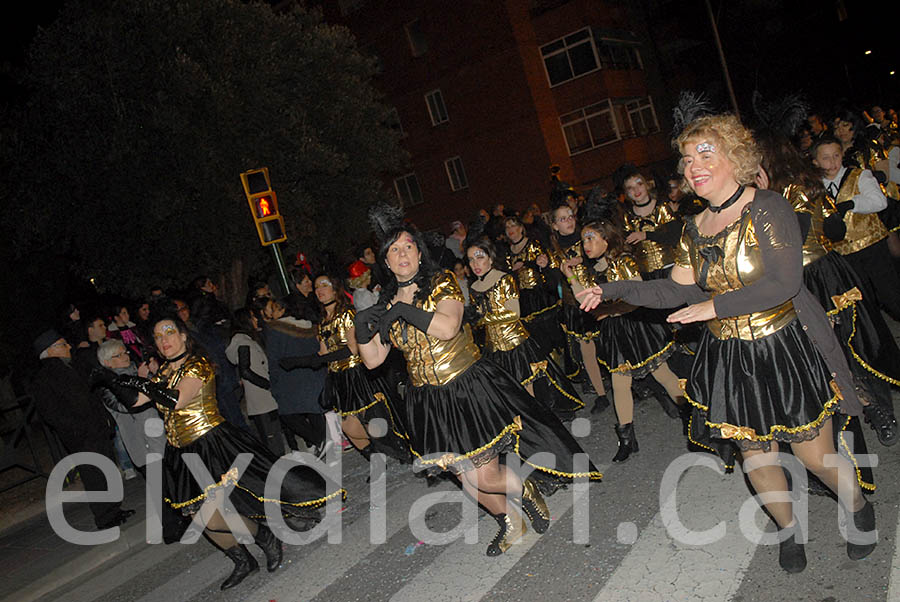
xmin=64 ymin=540 xmax=187 ymax=602
xmin=593 ymin=463 xmax=757 ymax=602
xmin=245 ymin=478 xmax=459 ymax=601
xmin=390 ymin=491 xmax=577 ymax=601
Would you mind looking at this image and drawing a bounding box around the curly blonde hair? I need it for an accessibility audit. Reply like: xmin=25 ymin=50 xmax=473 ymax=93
xmin=675 ymin=114 xmax=761 ymax=186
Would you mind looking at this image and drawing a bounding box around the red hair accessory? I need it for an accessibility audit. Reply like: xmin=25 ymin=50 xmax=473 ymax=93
xmin=348 ymin=260 xmax=370 ymax=279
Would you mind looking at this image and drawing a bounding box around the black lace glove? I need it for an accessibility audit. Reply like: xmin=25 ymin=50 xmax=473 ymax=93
xmin=355 ymin=303 xmax=389 ymax=344
xmin=113 ymin=374 xmax=179 ymax=409
xmin=279 ymin=348 xmax=352 ymax=371
xmin=378 ymin=302 xmax=435 ymax=342
xmin=237 ymin=346 xmax=269 ymax=389
xmin=823 ymin=200 xmax=854 ymax=242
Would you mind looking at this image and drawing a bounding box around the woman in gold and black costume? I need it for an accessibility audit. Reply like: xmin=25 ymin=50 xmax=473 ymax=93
xmin=116 ymin=310 xmax=344 ymax=590
xmin=280 ymin=273 xmax=409 ymax=462
xmin=563 ymin=209 xmax=686 ymax=463
xmin=578 ymin=114 xmax=876 ymax=574
xmin=615 ymin=164 xmax=681 ymax=281
xmin=357 ymin=213 xmax=601 ymax=557
xmin=503 ymin=214 xmax=565 ymax=356
xmin=465 ymin=231 xmax=583 ymax=420
xmin=547 ymin=202 xmax=611 ymax=414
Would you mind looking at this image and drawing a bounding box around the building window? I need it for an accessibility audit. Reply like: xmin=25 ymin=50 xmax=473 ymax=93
xmin=612 ymin=96 xmax=660 ymax=138
xmin=560 ymin=99 xmax=619 ymax=155
xmin=595 ymin=38 xmax=642 ymax=70
xmin=425 ymin=89 xmax=449 ymax=126
xmin=444 ymin=156 xmax=468 ymax=191
xmin=540 ymin=27 xmax=599 ymax=86
xmin=386 ymin=107 xmax=405 ymax=137
xmin=405 ymin=19 xmax=428 ymax=57
xmin=394 ymin=173 xmax=423 ymax=207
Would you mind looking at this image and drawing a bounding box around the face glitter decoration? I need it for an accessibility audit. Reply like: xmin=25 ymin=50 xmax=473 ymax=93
xmin=696 ymin=141 xmax=716 ymax=154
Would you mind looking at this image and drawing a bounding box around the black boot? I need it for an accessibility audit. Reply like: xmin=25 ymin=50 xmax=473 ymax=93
xmin=520 ymin=479 xmax=550 ymax=534
xmin=863 ymin=403 xmax=898 ymax=447
xmin=220 ymin=545 xmax=259 ymax=590
xmin=253 ymin=524 xmax=282 ymax=572
xmin=778 ymin=524 xmax=807 ymax=573
xmin=847 ymin=501 xmax=877 ymax=560
xmin=591 ymin=394 xmax=610 ymax=415
xmin=486 ymin=512 xmax=527 ymax=556
xmin=612 ymin=423 xmax=638 ymax=463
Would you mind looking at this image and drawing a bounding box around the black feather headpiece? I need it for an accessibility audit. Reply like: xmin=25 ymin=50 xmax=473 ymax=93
xmin=750 ymin=91 xmax=809 ymax=138
xmin=671 ymin=91 xmax=714 ymax=140
xmin=463 ymin=213 xmax=488 ymax=253
xmin=581 ymin=186 xmax=617 ymax=225
xmin=367 ymin=202 xmax=405 ymax=244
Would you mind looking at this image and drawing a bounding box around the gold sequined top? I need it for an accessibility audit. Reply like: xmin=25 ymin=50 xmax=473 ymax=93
xmin=505 ymin=239 xmax=549 ymax=290
xmin=318 ymin=306 xmax=362 ymax=372
xmin=783 ymin=184 xmax=831 ymax=267
xmin=623 ymin=202 xmax=677 ymax=273
xmin=152 ymin=355 xmax=223 ymax=448
xmin=389 ymin=271 xmax=481 ymax=387
xmin=572 ymin=254 xmax=642 ymax=289
xmin=676 ymin=204 xmax=796 ymax=341
xmin=471 ymin=273 xmax=530 ymax=353
xmin=824 ymin=168 xmax=888 ymax=255
xmin=548 ymin=237 xmax=590 ymax=306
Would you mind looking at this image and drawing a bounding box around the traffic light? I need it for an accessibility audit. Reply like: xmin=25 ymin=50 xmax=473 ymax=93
xmin=240 ymin=167 xmax=287 ymax=246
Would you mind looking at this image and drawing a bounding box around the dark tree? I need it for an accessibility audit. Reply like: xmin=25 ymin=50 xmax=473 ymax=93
xmin=3 ymin=0 xmax=407 ymax=294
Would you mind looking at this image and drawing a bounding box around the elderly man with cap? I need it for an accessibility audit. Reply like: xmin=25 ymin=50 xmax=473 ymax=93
xmin=30 ymin=329 xmax=135 ymax=530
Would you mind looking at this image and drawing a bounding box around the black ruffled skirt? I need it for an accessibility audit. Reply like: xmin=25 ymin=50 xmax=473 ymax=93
xmin=402 ymin=359 xmax=602 ymax=492
xmin=684 ymin=319 xmax=840 ymax=451
xmin=594 ymin=312 xmax=674 ymax=379
xmin=560 ymin=303 xmax=602 ymax=341
xmin=484 ymin=337 xmax=583 ymax=419
xmin=804 ymin=252 xmax=900 ymax=395
xmin=323 ymin=365 xmax=410 ymax=461
xmin=162 ymin=423 xmax=345 ymax=532
xmin=519 ymin=287 xmax=565 ymax=352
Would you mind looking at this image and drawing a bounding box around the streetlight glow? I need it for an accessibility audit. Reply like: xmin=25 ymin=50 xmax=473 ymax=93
xmin=864 ymin=49 xmax=872 ymax=55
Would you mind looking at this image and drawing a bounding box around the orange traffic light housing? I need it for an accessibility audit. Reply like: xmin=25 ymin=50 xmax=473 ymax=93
xmin=240 ymin=168 xmax=287 ymax=246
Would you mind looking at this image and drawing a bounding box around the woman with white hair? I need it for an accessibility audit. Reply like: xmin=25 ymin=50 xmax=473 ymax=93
xmin=94 ymin=339 xmax=165 ymax=472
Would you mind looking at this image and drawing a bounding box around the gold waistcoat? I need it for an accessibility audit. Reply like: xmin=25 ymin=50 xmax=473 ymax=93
xmin=549 ymin=238 xmax=589 ymax=306
xmin=390 ymin=271 xmax=481 ymax=387
xmin=153 ymin=356 xmax=223 ymax=447
xmin=826 ymin=168 xmax=888 ymax=255
xmin=505 ymin=239 xmax=548 ymax=290
xmin=783 ymin=184 xmax=830 ymax=267
xmin=623 ymin=202 xmax=676 ymax=272
xmin=318 ymin=307 xmax=362 ymax=372
xmin=573 ymin=253 xmax=641 ymax=289
xmin=472 ymin=273 xmax=530 ymax=352
xmin=677 ymin=207 xmax=796 ymax=341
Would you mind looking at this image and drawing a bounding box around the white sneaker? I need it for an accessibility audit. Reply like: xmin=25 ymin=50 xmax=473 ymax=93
xmin=123 ymin=468 xmax=138 ymax=480
xmin=315 ymin=440 xmax=334 ymax=460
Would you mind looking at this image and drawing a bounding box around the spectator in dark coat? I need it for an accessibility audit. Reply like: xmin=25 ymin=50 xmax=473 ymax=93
xmin=190 ymin=295 xmax=249 ymax=431
xmin=30 ymin=330 xmax=135 ymax=529
xmin=255 ymin=298 xmax=327 ymax=454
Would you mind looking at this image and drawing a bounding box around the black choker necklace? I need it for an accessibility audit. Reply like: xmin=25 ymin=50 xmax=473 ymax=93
xmin=707 ymin=185 xmax=745 ymax=214
xmin=631 ymin=198 xmax=653 ymax=208
xmin=510 ymin=235 xmax=525 ymax=246
xmin=166 ymin=350 xmax=188 ymax=363
xmin=323 ymin=299 xmax=336 ymax=308
xmin=397 ymin=272 xmax=418 ymax=287
xmin=477 ymin=268 xmax=494 ymax=282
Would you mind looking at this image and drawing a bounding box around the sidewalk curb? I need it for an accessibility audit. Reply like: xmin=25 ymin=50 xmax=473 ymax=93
xmin=4 ymin=518 xmax=153 ymax=602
